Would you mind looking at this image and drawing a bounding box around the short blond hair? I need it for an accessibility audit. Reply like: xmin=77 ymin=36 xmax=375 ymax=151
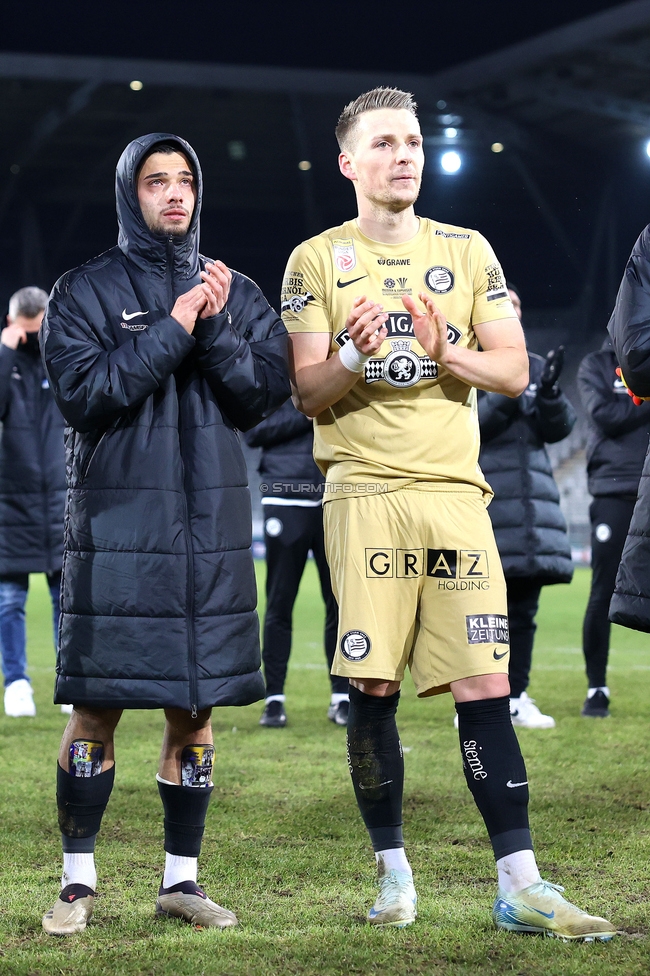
xmin=336 ymin=87 xmax=418 ymax=151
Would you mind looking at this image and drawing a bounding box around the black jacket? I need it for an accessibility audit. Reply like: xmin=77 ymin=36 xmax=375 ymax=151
xmin=478 ymin=352 xmax=575 ymax=583
xmin=578 ymin=339 xmax=650 ymax=497
xmin=0 ymin=334 xmax=66 ymax=574
xmin=608 ymin=224 xmax=650 ymax=631
xmin=41 ymin=132 xmax=290 ymax=709
xmin=243 ymin=399 xmax=322 ymax=501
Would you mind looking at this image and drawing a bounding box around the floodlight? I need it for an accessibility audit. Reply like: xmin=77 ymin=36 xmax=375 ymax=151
xmin=444 ymin=127 xmax=458 ymax=139
xmin=440 ymin=151 xmax=462 ymax=174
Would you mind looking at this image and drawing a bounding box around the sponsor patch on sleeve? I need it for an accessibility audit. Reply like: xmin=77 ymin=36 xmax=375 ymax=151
xmin=485 ymin=263 xmax=508 ymax=302
xmin=466 ymin=614 xmax=509 ymax=644
xmin=281 ymin=271 xmax=315 ymax=319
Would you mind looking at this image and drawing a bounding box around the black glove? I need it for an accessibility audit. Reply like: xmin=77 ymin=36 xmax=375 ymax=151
xmin=539 ymin=345 xmax=564 ymax=398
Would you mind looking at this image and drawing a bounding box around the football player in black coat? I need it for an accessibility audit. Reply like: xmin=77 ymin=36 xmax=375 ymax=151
xmin=40 ymin=134 xmax=289 ymax=935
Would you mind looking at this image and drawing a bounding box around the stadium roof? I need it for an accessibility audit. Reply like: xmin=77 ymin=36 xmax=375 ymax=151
xmin=2 ymin=0 xmax=650 ymax=321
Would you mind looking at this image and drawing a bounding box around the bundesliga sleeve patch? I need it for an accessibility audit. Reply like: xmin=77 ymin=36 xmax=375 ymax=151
xmin=466 ymin=614 xmax=509 ymax=644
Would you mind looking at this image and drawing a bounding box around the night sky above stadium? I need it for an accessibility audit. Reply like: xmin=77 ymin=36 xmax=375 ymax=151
xmin=1 ymin=1 xmax=627 ymax=70
xmin=1 ymin=0 xmax=643 ymax=321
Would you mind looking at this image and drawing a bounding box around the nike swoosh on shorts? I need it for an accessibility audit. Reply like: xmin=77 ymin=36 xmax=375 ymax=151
xmin=493 ymin=649 xmax=508 ymax=660
xmin=506 ymin=780 xmax=528 ymax=788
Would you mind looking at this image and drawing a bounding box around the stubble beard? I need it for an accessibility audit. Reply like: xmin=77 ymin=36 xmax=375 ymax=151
xmin=150 ymin=217 xmax=190 ymax=238
xmin=141 ymin=205 xmax=191 ymax=238
xmin=369 ymin=185 xmax=421 ymax=219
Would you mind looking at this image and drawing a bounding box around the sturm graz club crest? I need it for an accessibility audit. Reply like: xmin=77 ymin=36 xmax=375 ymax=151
xmin=365 ymin=339 xmax=438 ymax=388
xmin=340 ymin=630 xmax=372 ymax=661
xmin=424 ymin=265 xmax=455 ymax=294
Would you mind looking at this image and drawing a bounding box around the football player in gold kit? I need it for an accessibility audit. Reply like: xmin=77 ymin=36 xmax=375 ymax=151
xmin=283 ymin=88 xmax=615 ymax=940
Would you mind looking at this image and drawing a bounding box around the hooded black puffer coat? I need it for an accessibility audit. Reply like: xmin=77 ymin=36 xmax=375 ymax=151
xmin=0 ymin=333 xmax=66 ymax=574
xmin=478 ymin=353 xmax=575 ymax=583
xmin=41 ymin=133 xmax=290 ymax=710
xmin=608 ymin=224 xmax=650 ymax=631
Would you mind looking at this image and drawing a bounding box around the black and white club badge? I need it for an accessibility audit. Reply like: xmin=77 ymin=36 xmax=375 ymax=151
xmin=340 ymin=630 xmax=372 ymax=661
xmin=424 ymin=266 xmax=454 ymax=294
xmin=595 ymin=523 xmax=612 ymax=543
xmin=364 ymin=339 xmax=438 ymax=387
xmin=384 ymin=345 xmax=421 ymax=388
xmin=265 ymin=517 xmax=283 ymax=537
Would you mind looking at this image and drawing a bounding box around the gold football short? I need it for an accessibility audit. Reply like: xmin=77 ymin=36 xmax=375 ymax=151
xmin=324 ymin=486 xmax=509 ymax=696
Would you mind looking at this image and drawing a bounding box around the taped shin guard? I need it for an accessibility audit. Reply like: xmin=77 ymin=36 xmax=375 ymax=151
xmin=57 ymin=763 xmax=115 ymax=852
xmin=347 ymin=685 xmax=404 ymax=851
xmin=157 ymin=780 xmax=214 ymax=858
xmin=455 ymin=696 xmax=532 ymax=860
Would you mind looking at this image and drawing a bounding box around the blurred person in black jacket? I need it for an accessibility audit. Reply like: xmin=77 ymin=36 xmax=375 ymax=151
xmin=0 ymin=286 xmax=66 ymax=718
xmin=244 ymin=399 xmax=348 ymax=728
xmin=477 ymin=284 xmax=575 ymax=729
xmin=577 ymin=337 xmax=650 ymax=718
xmin=607 ymin=224 xmax=650 ymax=641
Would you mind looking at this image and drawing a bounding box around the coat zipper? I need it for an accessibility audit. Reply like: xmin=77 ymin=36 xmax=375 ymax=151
xmin=167 ymin=237 xmax=198 ymax=718
xmin=36 ymin=362 xmax=54 ymax=575
xmin=79 ymin=430 xmax=107 ymax=483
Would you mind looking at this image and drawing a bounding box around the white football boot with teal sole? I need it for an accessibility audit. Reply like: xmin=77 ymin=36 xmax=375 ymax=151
xmin=493 ymin=880 xmax=616 ymax=941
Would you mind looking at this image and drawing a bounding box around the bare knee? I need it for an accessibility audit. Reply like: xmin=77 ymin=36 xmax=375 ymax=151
xmin=163 ymin=707 xmax=212 ymax=738
xmin=68 ymin=706 xmax=123 ymax=736
xmin=450 ymin=673 xmax=510 ymax=703
xmin=350 ymin=678 xmax=401 ymax=698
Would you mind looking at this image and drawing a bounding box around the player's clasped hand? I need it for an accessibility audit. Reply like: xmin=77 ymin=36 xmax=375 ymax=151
xmin=346 ymin=296 xmax=388 ymax=353
xmin=402 ymin=292 xmax=449 ymax=362
xmin=171 ymin=261 xmax=232 ymax=334
xmin=199 ymin=260 xmax=232 ymax=319
xmin=171 ymin=285 xmax=208 ymax=334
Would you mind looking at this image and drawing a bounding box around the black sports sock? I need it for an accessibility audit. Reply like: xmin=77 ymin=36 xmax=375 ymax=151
xmin=347 ymin=685 xmax=404 ymax=851
xmin=455 ymin=696 xmax=533 ymax=860
xmin=57 ymin=763 xmax=115 ymax=851
xmin=157 ymin=780 xmax=214 ymax=857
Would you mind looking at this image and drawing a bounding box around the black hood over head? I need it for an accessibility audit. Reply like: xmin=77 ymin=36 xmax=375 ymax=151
xmin=116 ymin=132 xmax=202 ymax=280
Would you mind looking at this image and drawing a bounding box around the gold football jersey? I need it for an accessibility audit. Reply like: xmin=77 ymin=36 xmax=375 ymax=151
xmin=282 ymin=217 xmax=517 ymax=500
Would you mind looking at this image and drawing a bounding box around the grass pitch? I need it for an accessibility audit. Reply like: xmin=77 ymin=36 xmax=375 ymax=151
xmin=0 ymin=566 xmax=649 ymax=974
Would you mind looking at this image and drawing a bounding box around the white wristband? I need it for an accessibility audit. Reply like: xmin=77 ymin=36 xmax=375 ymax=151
xmin=339 ymin=339 xmax=371 ymax=373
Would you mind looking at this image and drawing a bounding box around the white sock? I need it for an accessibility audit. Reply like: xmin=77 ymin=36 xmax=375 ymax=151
xmin=266 ymin=694 xmax=285 ymax=704
xmin=587 ymin=686 xmax=610 ymax=699
xmin=62 ymin=852 xmax=97 ymax=891
xmin=330 ymin=692 xmax=349 ymax=705
xmin=375 ymin=848 xmax=412 ymax=876
xmin=162 ymin=853 xmax=198 ymax=889
xmin=496 ymin=849 xmax=541 ymax=893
